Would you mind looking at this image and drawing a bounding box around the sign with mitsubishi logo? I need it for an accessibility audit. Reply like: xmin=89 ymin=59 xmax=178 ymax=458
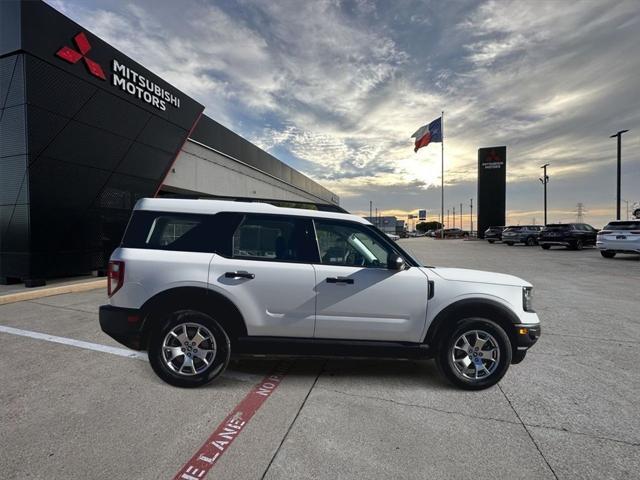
xmin=477 ymin=146 xmax=507 ymax=238
xmin=55 ymin=31 xmax=181 ymax=112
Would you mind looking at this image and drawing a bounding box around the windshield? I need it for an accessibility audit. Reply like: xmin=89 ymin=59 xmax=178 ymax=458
xmin=603 ymin=221 xmax=640 ymax=231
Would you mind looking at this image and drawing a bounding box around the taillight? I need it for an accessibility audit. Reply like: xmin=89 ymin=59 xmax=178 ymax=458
xmin=107 ymin=261 xmax=125 ymax=297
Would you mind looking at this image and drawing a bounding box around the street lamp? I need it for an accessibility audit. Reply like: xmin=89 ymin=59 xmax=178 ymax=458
xmin=539 ymin=164 xmax=550 ymax=225
xmin=610 ymin=129 xmax=629 ymax=220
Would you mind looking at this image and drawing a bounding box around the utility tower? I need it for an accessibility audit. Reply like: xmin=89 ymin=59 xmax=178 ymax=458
xmin=575 ymin=203 xmax=586 ymax=223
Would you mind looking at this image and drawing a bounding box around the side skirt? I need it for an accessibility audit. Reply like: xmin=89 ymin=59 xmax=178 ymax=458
xmin=234 ymin=336 xmax=432 ymax=360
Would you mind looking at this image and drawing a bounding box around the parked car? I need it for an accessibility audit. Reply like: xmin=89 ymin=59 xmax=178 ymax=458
xmin=433 ymin=228 xmax=469 ymax=239
xmin=99 ymin=199 xmax=540 ymax=390
xmin=484 ymin=226 xmax=505 ymax=243
xmin=596 ymin=220 xmax=640 ymax=258
xmin=501 ymin=225 xmax=543 ymax=246
xmin=539 ymin=223 xmax=598 ymax=250
xmin=386 ymin=232 xmax=400 ymax=241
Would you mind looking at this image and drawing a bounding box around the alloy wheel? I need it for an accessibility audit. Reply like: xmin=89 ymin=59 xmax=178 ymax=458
xmin=451 ymin=329 xmax=500 ymax=380
xmin=162 ymin=322 xmax=217 ymax=376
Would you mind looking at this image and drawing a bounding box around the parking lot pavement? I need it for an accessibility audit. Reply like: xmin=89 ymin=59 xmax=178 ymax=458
xmin=1 ymin=239 xmax=639 ymax=479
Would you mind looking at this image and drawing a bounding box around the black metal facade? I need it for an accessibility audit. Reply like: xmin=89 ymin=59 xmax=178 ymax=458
xmin=0 ymin=0 xmax=338 ymax=285
xmin=0 ymin=0 xmax=203 ymax=283
xmin=477 ymin=146 xmax=507 ymax=239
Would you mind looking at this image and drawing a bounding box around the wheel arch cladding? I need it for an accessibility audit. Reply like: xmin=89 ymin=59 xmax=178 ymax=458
xmin=140 ymin=286 xmax=247 ymax=347
xmin=425 ymin=298 xmax=519 ymax=350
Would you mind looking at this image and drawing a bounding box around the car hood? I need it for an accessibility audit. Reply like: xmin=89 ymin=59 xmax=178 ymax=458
xmin=423 ymin=267 xmax=531 ymax=288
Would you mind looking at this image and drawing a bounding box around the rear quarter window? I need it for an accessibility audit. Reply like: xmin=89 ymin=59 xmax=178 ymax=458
xmin=121 ymin=211 xmax=242 ymax=254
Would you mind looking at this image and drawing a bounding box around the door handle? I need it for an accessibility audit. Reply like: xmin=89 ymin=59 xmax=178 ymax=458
xmin=326 ymin=277 xmax=354 ymax=284
xmin=225 ymin=271 xmax=255 ymax=279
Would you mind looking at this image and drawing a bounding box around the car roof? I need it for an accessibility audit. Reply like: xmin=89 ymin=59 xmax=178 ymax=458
xmin=134 ymin=198 xmax=370 ymax=225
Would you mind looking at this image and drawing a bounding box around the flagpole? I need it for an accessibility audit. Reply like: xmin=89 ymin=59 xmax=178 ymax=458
xmin=441 ymin=110 xmax=444 ymax=239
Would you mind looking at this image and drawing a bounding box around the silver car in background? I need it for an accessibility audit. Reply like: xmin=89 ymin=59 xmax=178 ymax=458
xmin=597 ymin=220 xmax=640 ymax=258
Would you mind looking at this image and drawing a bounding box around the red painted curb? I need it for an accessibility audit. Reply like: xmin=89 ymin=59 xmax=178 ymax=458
xmin=172 ymin=362 xmax=292 ymax=480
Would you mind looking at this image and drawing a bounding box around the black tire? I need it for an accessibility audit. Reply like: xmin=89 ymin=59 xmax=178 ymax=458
xmin=526 ymin=237 xmax=536 ymax=246
xmin=435 ymin=318 xmax=512 ymax=390
xmin=148 ymin=310 xmax=231 ymax=388
xmin=488 ymin=240 xmax=495 ymax=244
xmin=505 ymin=242 xmax=514 ymax=246
xmin=573 ymin=239 xmax=584 ymax=251
xmin=541 ymin=244 xmax=551 ymax=250
xmin=601 ymin=250 xmax=616 ymax=258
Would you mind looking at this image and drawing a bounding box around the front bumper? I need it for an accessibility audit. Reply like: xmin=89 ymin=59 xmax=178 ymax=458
xmin=515 ymin=323 xmax=541 ymax=350
xmin=511 ymin=323 xmax=541 ymax=364
xmin=99 ymin=304 xmax=145 ymax=350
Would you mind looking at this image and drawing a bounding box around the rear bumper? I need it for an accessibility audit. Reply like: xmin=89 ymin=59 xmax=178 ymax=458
xmin=596 ymin=240 xmax=640 ymax=253
xmin=539 ymin=240 xmax=570 ymax=246
xmin=99 ymin=304 xmax=145 ymax=350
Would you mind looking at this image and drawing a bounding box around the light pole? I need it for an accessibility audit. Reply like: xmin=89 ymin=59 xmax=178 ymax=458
xmin=610 ymin=130 xmax=629 ymax=220
xmin=470 ymin=198 xmax=473 ymax=234
xmin=369 ymin=200 xmax=372 ymax=223
xmin=453 ymin=206 xmax=456 ymax=229
xmin=447 ymin=209 xmax=450 ymax=227
xmin=539 ymin=164 xmax=550 ymax=225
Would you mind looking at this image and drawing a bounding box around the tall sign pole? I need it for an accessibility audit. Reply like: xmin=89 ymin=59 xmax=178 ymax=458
xmin=441 ymin=110 xmax=445 ymax=239
xmin=540 ymin=164 xmax=550 ymax=225
xmin=610 ymin=130 xmax=629 ymax=220
xmin=470 ymin=198 xmax=473 ymax=234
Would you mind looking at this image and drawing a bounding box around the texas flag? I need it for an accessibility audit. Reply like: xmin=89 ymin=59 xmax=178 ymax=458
xmin=411 ymin=117 xmax=442 ymax=152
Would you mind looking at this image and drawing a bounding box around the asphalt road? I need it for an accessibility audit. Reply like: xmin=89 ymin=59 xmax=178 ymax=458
xmin=1 ymin=239 xmax=638 ymax=479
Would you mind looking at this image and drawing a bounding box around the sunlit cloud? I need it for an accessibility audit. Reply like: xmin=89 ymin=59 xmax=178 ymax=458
xmin=47 ymin=0 xmax=640 ymax=227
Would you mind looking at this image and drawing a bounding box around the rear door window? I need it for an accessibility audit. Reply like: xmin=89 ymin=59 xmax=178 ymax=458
xmin=232 ymin=214 xmax=318 ymax=263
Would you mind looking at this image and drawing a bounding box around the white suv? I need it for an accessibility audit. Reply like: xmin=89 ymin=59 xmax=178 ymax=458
xmin=99 ymin=199 xmax=540 ymax=390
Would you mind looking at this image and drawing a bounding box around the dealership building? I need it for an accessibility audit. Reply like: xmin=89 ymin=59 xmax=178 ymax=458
xmin=0 ymin=0 xmax=339 ymax=286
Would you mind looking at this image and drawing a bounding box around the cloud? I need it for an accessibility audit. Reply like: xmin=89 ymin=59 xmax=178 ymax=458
xmin=47 ymin=0 xmax=640 ymax=227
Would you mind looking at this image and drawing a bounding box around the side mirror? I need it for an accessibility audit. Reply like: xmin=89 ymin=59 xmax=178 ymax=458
xmin=388 ymin=253 xmax=405 ymax=270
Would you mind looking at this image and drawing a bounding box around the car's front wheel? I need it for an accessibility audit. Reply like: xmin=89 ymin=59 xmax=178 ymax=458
xmin=541 ymin=244 xmax=551 ymax=250
xmin=436 ymin=318 xmax=512 ymax=390
xmin=526 ymin=237 xmax=536 ymax=246
xmin=148 ymin=310 xmax=231 ymax=388
xmin=601 ymin=250 xmax=616 ymax=258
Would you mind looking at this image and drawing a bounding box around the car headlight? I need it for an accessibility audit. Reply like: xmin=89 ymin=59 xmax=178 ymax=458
xmin=522 ymin=287 xmax=534 ymax=312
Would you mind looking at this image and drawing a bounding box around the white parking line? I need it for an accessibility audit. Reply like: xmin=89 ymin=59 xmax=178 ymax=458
xmin=0 ymin=325 xmax=147 ymax=360
xmin=0 ymin=324 xmax=262 ymax=383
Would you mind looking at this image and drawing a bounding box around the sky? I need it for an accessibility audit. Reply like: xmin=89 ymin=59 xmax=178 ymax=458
xmin=47 ymin=0 xmax=640 ymax=228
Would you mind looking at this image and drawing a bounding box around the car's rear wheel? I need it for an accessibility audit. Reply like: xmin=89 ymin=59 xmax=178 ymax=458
xmin=541 ymin=244 xmax=551 ymax=250
xmin=526 ymin=237 xmax=536 ymax=246
xmin=488 ymin=240 xmax=495 ymax=244
xmin=573 ymin=239 xmax=584 ymax=250
xmin=148 ymin=310 xmax=230 ymax=388
xmin=601 ymin=250 xmax=616 ymax=258
xmin=505 ymin=242 xmax=514 ymax=246
xmin=436 ymin=318 xmax=512 ymax=390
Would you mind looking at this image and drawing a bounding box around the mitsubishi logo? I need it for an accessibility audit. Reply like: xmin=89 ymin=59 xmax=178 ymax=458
xmin=56 ymin=32 xmax=106 ymax=80
xmin=487 ymin=150 xmax=501 ymax=163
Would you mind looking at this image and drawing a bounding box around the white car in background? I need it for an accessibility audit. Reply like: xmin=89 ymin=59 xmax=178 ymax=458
xmin=597 ymin=220 xmax=640 ymax=258
xmin=386 ymin=233 xmax=400 ymax=241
